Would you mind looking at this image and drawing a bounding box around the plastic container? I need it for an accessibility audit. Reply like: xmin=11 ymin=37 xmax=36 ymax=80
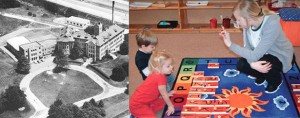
xmin=210 ymin=18 xmax=217 ymax=28
xmin=222 ymin=18 xmax=231 ymax=28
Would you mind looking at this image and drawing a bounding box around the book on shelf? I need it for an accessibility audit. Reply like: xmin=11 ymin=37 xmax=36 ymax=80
xmin=186 ymin=0 xmax=209 ymax=7
xmin=130 ymin=2 xmax=152 ymax=8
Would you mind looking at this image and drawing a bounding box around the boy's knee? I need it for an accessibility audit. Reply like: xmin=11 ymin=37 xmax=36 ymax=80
xmin=167 ymin=74 xmax=176 ymax=83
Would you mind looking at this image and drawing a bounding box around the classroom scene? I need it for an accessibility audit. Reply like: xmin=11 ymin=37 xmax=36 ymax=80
xmin=129 ymin=0 xmax=300 ymax=117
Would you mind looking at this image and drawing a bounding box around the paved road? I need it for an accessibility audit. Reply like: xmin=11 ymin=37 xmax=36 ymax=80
xmin=20 ymin=64 xmax=126 ymax=118
xmin=46 ymin=0 xmax=128 ymax=25
xmin=1 ymin=13 xmax=63 ymax=28
xmin=84 ymin=0 xmax=128 ymax=12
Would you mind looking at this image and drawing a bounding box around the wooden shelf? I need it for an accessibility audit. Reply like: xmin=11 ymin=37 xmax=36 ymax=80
xmin=182 ymin=24 xmax=242 ymax=33
xmin=130 ymin=24 xmax=182 ymax=34
xmin=129 ymin=0 xmax=241 ymax=33
xmin=180 ymin=2 xmax=236 ymax=9
xmin=129 ymin=3 xmax=179 ymax=10
xmin=129 ymin=24 xmax=242 ymax=34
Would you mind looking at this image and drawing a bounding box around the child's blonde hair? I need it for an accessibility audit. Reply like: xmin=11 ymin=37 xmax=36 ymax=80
xmin=233 ymin=0 xmax=275 ymax=20
xmin=148 ymin=50 xmax=173 ymax=73
xmin=136 ymin=30 xmax=158 ymax=47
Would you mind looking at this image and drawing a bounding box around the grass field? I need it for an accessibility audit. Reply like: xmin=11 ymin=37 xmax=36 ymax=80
xmin=30 ymin=69 xmax=103 ymax=107
xmin=0 ymin=14 xmax=30 ymax=36
xmin=91 ymin=55 xmax=128 ymax=87
xmin=0 ymin=49 xmax=25 ymax=93
xmin=102 ymin=93 xmax=129 ymax=118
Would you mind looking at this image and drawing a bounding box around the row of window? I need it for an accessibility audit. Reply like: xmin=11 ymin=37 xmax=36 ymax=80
xmin=67 ymin=21 xmax=86 ymax=27
xmin=31 ymin=57 xmax=38 ymax=61
xmin=88 ymin=54 xmax=94 ymax=58
xmin=31 ymin=53 xmax=38 ymax=56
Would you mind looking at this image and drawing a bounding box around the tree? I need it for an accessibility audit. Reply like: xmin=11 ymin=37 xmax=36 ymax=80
xmin=42 ymin=1 xmax=59 ymax=13
xmin=53 ymin=99 xmax=63 ymax=107
xmin=65 ymin=8 xmax=79 ymax=17
xmin=69 ymin=42 xmax=83 ymax=60
xmin=81 ymin=107 xmax=104 ymax=118
xmin=2 ymin=85 xmax=27 ymax=111
xmin=60 ymin=104 xmax=80 ymax=118
xmin=101 ymin=50 xmax=113 ymax=62
xmin=0 ymin=93 xmax=8 ymax=114
xmin=82 ymin=102 xmax=92 ymax=109
xmin=124 ymin=34 xmax=128 ymax=42
xmin=121 ymin=62 xmax=128 ymax=76
xmin=89 ymin=98 xmax=97 ymax=107
xmin=28 ymin=12 xmax=32 ymax=16
xmin=84 ymin=25 xmax=99 ymax=36
xmin=42 ymin=13 xmax=49 ymax=18
xmin=110 ymin=67 xmax=126 ymax=82
xmin=48 ymin=101 xmax=79 ymax=118
xmin=32 ymin=14 xmax=36 ymax=17
xmin=75 ymin=109 xmax=89 ymax=118
xmin=48 ymin=99 xmax=63 ymax=118
xmin=53 ymin=49 xmax=69 ymax=73
xmin=98 ymin=100 xmax=104 ymax=108
xmin=0 ymin=0 xmax=20 ymax=9
xmin=16 ymin=55 xmax=30 ymax=74
xmin=52 ymin=44 xmax=59 ymax=56
xmin=118 ymin=41 xmax=128 ymax=55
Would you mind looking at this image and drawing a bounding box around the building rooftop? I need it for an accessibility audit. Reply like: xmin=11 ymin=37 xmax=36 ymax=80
xmin=38 ymin=39 xmax=57 ymax=48
xmin=96 ymin=25 xmax=124 ymax=46
xmin=67 ymin=16 xmax=90 ymax=24
xmin=29 ymin=34 xmax=57 ymax=42
xmin=73 ymin=30 xmax=93 ymax=40
xmin=20 ymin=42 xmax=40 ymax=50
xmin=58 ymin=35 xmax=75 ymax=42
xmin=59 ymin=24 xmax=124 ymax=47
xmin=7 ymin=36 xmax=31 ymax=51
xmin=106 ymin=25 xmax=124 ymax=37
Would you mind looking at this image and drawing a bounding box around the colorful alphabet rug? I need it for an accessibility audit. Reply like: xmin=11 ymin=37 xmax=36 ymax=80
xmin=162 ymin=58 xmax=300 ymax=118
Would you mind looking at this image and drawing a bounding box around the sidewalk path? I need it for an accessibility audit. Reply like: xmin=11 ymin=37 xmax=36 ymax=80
xmin=45 ymin=0 xmax=128 ymax=25
xmin=1 ymin=13 xmax=63 ymax=28
xmin=20 ymin=65 xmax=126 ymax=118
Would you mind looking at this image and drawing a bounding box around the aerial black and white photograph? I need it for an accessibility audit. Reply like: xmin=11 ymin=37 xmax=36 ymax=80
xmin=0 ymin=0 xmax=129 ymax=118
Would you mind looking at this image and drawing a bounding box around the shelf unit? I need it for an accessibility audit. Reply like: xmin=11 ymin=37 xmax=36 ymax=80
xmin=129 ymin=0 xmax=242 ymax=33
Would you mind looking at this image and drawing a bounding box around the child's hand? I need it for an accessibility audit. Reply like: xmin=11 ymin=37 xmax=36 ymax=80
xmin=219 ymin=26 xmax=232 ymax=47
xmin=166 ymin=105 xmax=175 ymax=116
xmin=250 ymin=61 xmax=272 ymax=73
xmin=167 ymin=90 xmax=176 ymax=96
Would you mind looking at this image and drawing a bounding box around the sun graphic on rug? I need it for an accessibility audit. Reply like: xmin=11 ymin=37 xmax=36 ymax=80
xmin=214 ymin=86 xmax=269 ymax=118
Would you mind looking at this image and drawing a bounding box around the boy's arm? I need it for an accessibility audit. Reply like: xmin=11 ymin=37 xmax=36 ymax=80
xmin=136 ymin=59 xmax=149 ymax=76
xmin=142 ymin=67 xmax=150 ymax=76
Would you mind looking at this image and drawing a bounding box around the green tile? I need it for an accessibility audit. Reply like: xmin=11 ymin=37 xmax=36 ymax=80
xmin=182 ymin=58 xmax=199 ymax=66
xmin=180 ymin=65 xmax=196 ymax=74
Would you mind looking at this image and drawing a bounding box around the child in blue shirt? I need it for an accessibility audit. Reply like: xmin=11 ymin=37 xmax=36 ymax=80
xmin=135 ymin=30 xmax=175 ymax=91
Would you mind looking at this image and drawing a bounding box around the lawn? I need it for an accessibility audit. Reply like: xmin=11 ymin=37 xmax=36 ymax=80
xmin=0 ymin=49 xmax=25 ymax=92
xmin=0 ymin=47 xmax=34 ymax=118
xmin=0 ymin=100 xmax=35 ymax=118
xmin=30 ymin=69 xmax=103 ymax=107
xmin=3 ymin=6 xmax=57 ymax=25
xmin=0 ymin=14 xmax=30 ymax=36
xmin=102 ymin=93 xmax=129 ymax=118
xmin=90 ymin=55 xmax=129 ymax=87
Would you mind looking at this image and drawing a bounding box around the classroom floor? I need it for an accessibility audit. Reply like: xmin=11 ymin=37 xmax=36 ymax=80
xmin=128 ymin=32 xmax=300 ymax=117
